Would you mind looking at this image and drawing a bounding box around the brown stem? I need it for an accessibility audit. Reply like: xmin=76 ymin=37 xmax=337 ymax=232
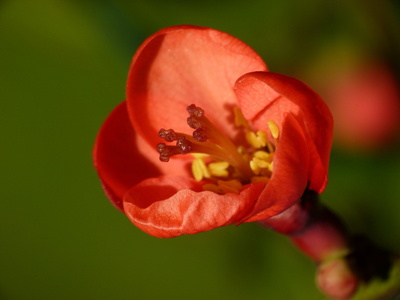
xmin=259 ymin=189 xmax=397 ymax=299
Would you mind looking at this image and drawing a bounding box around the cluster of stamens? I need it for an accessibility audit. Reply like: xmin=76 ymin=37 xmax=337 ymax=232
xmin=156 ymin=104 xmax=279 ymax=194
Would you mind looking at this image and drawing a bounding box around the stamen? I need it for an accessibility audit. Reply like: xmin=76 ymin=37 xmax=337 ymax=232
xmin=253 ymin=150 xmax=271 ymax=160
xmin=185 ymin=104 xmax=254 ymax=179
xmin=246 ymin=131 xmax=268 ymax=149
xmin=208 ymin=161 xmax=230 ymax=177
xmin=249 ymin=160 xmax=261 ymax=175
xmin=268 ymin=120 xmax=279 ymax=139
xmin=157 ymin=129 xmax=234 ymax=166
xmin=156 ymin=104 xmax=278 ymax=194
xmin=249 ymin=151 xmax=274 ymax=176
xmin=192 ymin=157 xmax=211 ymax=181
xmin=252 ymin=157 xmax=270 ymax=169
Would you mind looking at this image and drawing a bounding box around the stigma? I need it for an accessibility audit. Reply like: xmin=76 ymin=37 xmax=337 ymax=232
xmin=157 ymin=104 xmax=279 ymax=194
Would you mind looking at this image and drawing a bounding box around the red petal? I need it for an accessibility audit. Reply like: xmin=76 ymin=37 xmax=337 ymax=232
xmin=127 ymin=25 xmax=267 ymax=148
xmin=93 ymin=102 xmax=189 ymax=211
xmin=235 ymin=72 xmax=333 ymax=193
xmin=243 ymin=113 xmax=310 ymax=222
xmin=123 ymin=175 xmax=265 ymax=238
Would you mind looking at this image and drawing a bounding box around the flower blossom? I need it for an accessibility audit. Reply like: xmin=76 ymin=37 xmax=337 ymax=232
xmin=325 ymin=61 xmax=400 ymax=151
xmin=93 ymin=25 xmax=333 ymax=238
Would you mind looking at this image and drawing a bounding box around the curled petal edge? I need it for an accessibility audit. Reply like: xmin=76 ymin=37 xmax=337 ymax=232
xmin=242 ymin=113 xmax=310 ymax=223
xmin=235 ymin=71 xmax=333 ymax=193
xmin=123 ymin=175 xmax=266 ymax=238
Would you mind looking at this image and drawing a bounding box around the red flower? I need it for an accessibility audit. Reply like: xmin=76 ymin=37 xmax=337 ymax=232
xmin=93 ymin=25 xmax=333 ymax=238
xmin=326 ymin=61 xmax=400 ymax=151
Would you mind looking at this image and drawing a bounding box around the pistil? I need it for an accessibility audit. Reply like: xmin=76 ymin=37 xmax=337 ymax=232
xmin=186 ymin=105 xmax=253 ymax=178
xmin=157 ymin=105 xmax=253 ymax=179
xmin=156 ymin=104 xmax=279 ymax=193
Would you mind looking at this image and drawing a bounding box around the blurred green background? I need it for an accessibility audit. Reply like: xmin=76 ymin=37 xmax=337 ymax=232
xmin=1 ymin=0 xmax=400 ymax=299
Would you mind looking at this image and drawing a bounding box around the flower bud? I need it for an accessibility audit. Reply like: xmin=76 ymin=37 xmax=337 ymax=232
xmin=328 ymin=62 xmax=400 ymax=151
xmin=316 ymin=257 xmax=358 ymax=300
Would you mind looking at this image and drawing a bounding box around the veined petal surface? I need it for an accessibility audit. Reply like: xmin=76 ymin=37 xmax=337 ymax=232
xmin=123 ymin=175 xmax=265 ymax=237
xmin=235 ymin=72 xmax=333 ymax=192
xmin=127 ymin=25 xmax=268 ymax=148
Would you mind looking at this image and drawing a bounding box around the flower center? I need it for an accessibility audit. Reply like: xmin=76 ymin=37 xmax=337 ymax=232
xmin=156 ymin=104 xmax=279 ymax=194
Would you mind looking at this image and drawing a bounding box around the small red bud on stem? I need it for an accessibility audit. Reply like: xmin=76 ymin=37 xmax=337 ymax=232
xmin=316 ymin=257 xmax=358 ymax=300
xmin=260 ymin=190 xmax=398 ymax=299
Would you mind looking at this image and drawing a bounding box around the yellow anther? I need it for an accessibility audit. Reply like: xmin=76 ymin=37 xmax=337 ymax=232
xmin=217 ymin=179 xmax=242 ymax=194
xmin=208 ymin=161 xmax=230 ymax=177
xmin=268 ymin=120 xmax=279 ymax=139
xmin=253 ymin=150 xmax=271 ymax=160
xmin=191 ymin=158 xmax=211 ymax=181
xmin=249 ymin=160 xmax=261 ymax=175
xmin=246 ymin=130 xmax=268 ymax=149
xmin=246 ymin=131 xmax=258 ymax=147
xmin=252 ymin=157 xmax=270 ymax=169
xmin=161 ymin=105 xmax=277 ymax=195
xmin=251 ymin=176 xmax=270 ymax=183
xmin=256 ymin=130 xmax=268 ymax=147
